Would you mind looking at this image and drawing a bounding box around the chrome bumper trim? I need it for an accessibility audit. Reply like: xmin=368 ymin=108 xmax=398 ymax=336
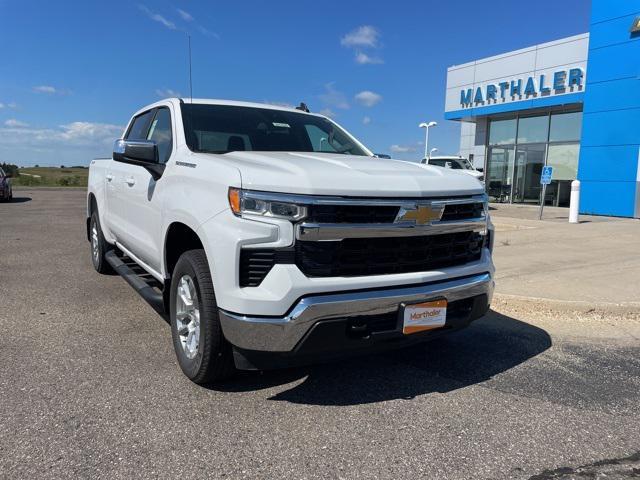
xmin=296 ymin=218 xmax=487 ymax=241
xmin=218 ymin=273 xmax=494 ymax=352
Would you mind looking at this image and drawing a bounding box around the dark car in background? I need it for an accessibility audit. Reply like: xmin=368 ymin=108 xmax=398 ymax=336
xmin=0 ymin=167 xmax=13 ymax=202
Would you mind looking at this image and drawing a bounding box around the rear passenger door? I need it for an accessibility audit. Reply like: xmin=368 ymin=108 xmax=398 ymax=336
xmin=111 ymin=106 xmax=174 ymax=272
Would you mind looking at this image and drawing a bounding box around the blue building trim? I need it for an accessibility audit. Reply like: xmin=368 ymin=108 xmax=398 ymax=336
xmin=445 ymin=92 xmax=585 ymax=120
xmin=577 ymin=0 xmax=640 ymax=218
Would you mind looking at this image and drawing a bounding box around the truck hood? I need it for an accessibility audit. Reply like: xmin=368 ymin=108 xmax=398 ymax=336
xmin=462 ymin=169 xmax=484 ymax=179
xmin=214 ymin=151 xmax=484 ymax=197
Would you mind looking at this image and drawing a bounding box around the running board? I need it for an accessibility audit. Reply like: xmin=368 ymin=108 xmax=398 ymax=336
xmin=105 ymin=250 xmax=168 ymax=320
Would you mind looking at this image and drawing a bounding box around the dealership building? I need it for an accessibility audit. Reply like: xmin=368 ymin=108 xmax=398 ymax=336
xmin=445 ymin=0 xmax=640 ymax=218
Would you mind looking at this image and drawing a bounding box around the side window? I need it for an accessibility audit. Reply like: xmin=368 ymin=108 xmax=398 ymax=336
xmin=147 ymin=108 xmax=173 ymax=163
xmin=126 ymin=110 xmax=154 ymax=141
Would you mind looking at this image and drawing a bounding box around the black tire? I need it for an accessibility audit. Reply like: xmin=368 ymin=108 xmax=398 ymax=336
xmin=89 ymin=211 xmax=113 ymax=274
xmin=170 ymin=249 xmax=235 ymax=384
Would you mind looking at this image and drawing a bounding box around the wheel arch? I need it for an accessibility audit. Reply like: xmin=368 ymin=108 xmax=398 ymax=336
xmin=164 ymin=222 xmax=206 ymax=279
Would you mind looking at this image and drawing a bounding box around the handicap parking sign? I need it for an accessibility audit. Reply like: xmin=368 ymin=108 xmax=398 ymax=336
xmin=540 ymin=166 xmax=553 ymax=185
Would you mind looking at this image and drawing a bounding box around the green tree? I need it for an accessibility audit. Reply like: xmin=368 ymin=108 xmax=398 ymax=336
xmin=0 ymin=162 xmax=19 ymax=177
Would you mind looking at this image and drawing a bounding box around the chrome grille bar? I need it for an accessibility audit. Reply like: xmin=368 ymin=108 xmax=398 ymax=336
xmin=296 ymin=217 xmax=487 ymax=241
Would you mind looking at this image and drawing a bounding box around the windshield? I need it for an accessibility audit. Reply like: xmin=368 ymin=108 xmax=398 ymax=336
xmin=181 ymin=104 xmax=369 ymax=156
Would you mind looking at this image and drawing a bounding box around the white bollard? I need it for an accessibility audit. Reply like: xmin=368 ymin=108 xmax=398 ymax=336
xmin=569 ymin=180 xmax=580 ymax=224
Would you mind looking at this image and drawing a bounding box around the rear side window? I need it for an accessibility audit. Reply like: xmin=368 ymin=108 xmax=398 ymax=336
xmin=126 ymin=110 xmax=154 ymax=140
xmin=147 ymin=108 xmax=173 ymax=163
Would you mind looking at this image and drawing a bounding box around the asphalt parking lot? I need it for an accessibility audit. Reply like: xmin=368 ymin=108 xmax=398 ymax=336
xmin=1 ymin=188 xmax=639 ymax=479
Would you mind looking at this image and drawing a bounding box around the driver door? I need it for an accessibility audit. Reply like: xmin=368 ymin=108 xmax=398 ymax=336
xmin=110 ymin=107 xmax=173 ymax=271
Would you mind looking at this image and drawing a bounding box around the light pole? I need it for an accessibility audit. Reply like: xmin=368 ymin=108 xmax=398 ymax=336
xmin=419 ymin=121 xmax=437 ymax=160
xmin=430 ymin=148 xmax=438 ymax=158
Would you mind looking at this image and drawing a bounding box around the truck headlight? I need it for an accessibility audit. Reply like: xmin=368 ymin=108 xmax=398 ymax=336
xmin=228 ymin=188 xmax=307 ymax=221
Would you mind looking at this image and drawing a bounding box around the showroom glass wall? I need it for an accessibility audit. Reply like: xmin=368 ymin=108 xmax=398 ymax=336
xmin=486 ymin=110 xmax=582 ymax=206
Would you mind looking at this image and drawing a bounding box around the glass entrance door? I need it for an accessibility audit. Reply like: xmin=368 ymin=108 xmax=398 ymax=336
xmin=512 ymin=143 xmax=546 ymax=204
xmin=487 ymin=146 xmax=514 ymax=203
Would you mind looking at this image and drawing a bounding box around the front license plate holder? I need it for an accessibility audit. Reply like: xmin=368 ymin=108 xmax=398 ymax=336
xmin=401 ymin=298 xmax=448 ymax=334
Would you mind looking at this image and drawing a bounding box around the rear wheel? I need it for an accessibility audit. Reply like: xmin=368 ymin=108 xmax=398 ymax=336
xmin=170 ymin=249 xmax=235 ymax=384
xmin=90 ymin=211 xmax=113 ymax=274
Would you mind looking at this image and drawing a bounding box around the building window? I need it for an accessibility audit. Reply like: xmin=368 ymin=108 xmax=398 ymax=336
xmin=517 ymin=115 xmax=549 ymax=144
xmin=488 ymin=118 xmax=517 ymax=145
xmin=547 ymin=143 xmax=580 ymax=181
xmin=549 ymin=112 xmax=582 ymax=142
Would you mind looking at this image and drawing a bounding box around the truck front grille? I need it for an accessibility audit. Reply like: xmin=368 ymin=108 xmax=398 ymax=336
xmin=295 ymin=231 xmax=484 ymax=277
xmin=307 ymin=204 xmax=399 ymax=224
xmin=306 ymin=200 xmax=482 ymax=224
xmin=240 ymin=232 xmax=484 ymax=286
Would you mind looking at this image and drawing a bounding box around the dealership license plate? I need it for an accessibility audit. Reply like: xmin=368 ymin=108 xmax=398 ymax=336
xmin=402 ymin=299 xmax=448 ymax=334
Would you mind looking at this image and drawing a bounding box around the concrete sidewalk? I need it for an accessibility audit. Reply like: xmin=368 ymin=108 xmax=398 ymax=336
xmin=490 ymin=203 xmax=640 ymax=306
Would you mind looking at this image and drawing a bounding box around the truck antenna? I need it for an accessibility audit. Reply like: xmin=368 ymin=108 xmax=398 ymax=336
xmin=188 ymin=35 xmax=193 ymax=103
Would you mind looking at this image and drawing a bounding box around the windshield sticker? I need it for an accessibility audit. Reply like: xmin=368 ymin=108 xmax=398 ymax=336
xmin=272 ymin=122 xmax=291 ymax=128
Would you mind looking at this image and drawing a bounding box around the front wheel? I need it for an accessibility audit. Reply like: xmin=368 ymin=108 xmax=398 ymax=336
xmin=170 ymin=249 xmax=235 ymax=384
xmin=90 ymin=211 xmax=113 ymax=274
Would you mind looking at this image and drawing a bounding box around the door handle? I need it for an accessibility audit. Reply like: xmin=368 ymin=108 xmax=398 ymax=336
xmin=106 ymin=174 xmax=114 ymax=182
xmin=125 ymin=177 xmax=136 ymax=186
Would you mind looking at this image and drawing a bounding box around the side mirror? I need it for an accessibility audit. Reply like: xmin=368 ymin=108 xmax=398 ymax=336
xmin=113 ymin=139 xmax=165 ymax=180
xmin=476 ymin=167 xmax=484 ymax=173
xmin=374 ymin=153 xmax=391 ymax=159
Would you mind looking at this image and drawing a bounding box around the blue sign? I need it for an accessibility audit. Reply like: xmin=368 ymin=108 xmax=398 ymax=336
xmin=460 ymin=68 xmax=584 ymax=107
xmin=541 ymin=166 xmax=553 ymax=185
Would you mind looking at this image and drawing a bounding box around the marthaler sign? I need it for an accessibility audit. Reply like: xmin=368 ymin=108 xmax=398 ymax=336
xmin=459 ymin=68 xmax=584 ymax=108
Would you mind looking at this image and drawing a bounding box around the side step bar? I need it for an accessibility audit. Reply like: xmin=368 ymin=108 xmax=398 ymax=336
xmin=105 ymin=250 xmax=168 ymax=319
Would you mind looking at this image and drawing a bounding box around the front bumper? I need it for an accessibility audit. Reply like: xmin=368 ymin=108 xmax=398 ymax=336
xmin=219 ymin=272 xmax=493 ymax=359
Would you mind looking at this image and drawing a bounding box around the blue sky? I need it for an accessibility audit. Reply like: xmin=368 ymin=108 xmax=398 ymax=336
xmin=0 ymin=0 xmax=590 ymax=166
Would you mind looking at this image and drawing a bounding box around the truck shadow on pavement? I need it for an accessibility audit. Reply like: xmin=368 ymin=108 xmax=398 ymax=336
xmin=4 ymin=196 xmax=32 ymax=203
xmin=215 ymin=310 xmax=552 ymax=405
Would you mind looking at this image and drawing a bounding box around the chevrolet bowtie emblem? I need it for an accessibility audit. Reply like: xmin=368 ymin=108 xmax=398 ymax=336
xmin=395 ymin=204 xmax=445 ymax=225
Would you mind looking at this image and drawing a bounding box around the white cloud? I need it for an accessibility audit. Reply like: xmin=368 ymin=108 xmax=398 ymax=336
xmin=390 ymin=144 xmax=417 ymax=153
xmin=0 ymin=121 xmax=123 ymax=147
xmin=7 ymin=102 xmax=18 ymax=109
xmin=4 ymin=119 xmax=28 ymax=128
xmin=319 ymin=82 xmax=350 ymax=110
xmin=0 ymin=121 xmax=124 ymax=166
xmin=138 ymin=5 xmax=176 ymax=30
xmin=341 ymin=26 xmax=380 ymax=48
xmin=197 ymin=25 xmax=220 ymax=38
xmin=155 ymin=88 xmax=181 ymax=98
xmin=354 ymin=90 xmax=382 ymax=107
xmin=319 ymin=108 xmax=336 ymax=118
xmin=177 ymin=8 xmax=193 ymax=21
xmin=355 ymin=52 xmax=383 ymax=65
xmin=33 ymin=85 xmax=56 ymax=94
xmin=59 ymin=122 xmax=124 ymax=143
xmin=362 ymin=116 xmax=371 ymax=125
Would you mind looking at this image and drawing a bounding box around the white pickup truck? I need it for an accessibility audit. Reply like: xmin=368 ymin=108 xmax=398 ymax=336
xmin=87 ymin=98 xmax=494 ymax=384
